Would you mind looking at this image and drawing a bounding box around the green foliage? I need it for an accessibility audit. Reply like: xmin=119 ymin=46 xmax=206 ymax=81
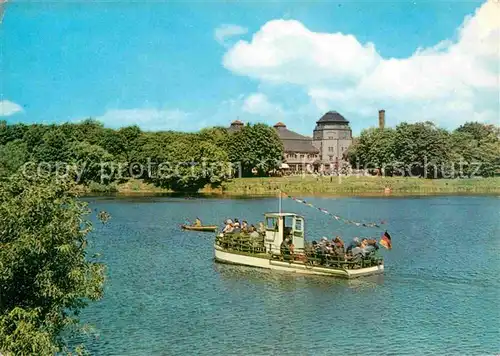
xmin=66 ymin=141 xmax=114 ymax=184
xmin=199 ymin=127 xmax=229 ymax=149
xmin=88 ymin=181 xmax=118 ymax=193
xmin=0 ymin=140 xmax=29 ymax=178
xmin=456 ymin=122 xmax=499 ymax=142
xmin=0 ymin=120 xmax=282 ymax=191
xmin=71 ymin=119 xmax=105 ymax=145
xmin=0 ymin=174 xmax=106 ymax=355
xmin=147 ymin=134 xmax=231 ymax=192
xmin=392 ymin=122 xmax=451 ymax=177
xmin=227 ymin=123 xmax=284 ymax=177
xmin=347 ymin=128 xmax=396 ymax=172
xmin=0 ymin=121 xmax=27 ymax=146
xmin=348 ymin=122 xmax=500 ymax=178
xmin=33 ymin=127 xmax=70 ymax=163
xmin=22 ymin=124 xmax=50 ymax=153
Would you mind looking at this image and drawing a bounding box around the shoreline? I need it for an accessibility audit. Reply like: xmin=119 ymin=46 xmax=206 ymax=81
xmin=81 ymin=191 xmax=500 ymax=199
xmin=78 ymin=177 xmax=500 ymax=198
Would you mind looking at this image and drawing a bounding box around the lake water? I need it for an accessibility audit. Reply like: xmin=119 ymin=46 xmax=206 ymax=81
xmin=79 ymin=195 xmax=500 ymax=355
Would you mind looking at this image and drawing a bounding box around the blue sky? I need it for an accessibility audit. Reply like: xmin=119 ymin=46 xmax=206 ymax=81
xmin=1 ymin=0 xmax=498 ymax=135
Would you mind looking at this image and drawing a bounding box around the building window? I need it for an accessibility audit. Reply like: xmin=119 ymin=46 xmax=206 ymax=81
xmin=328 ymin=147 xmax=334 ymax=152
xmin=329 ymin=156 xmax=334 ymax=161
xmin=328 ymin=136 xmax=334 ymax=140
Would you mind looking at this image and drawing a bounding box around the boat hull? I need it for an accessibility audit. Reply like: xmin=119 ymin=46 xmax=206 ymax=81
xmin=214 ymin=245 xmax=383 ymax=279
xmin=181 ymin=225 xmax=217 ymax=232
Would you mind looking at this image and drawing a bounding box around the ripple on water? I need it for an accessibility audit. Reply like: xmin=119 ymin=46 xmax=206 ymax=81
xmin=79 ymin=196 xmax=500 ymax=355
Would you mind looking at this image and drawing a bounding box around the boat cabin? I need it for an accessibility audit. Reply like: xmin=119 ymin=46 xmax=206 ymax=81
xmin=264 ymin=212 xmax=304 ymax=255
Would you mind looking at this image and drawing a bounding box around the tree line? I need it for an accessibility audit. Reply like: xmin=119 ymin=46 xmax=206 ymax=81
xmin=1 ymin=120 xmax=498 ymax=192
xmin=0 ymin=119 xmax=284 ymax=192
xmin=347 ymin=122 xmax=500 ymax=178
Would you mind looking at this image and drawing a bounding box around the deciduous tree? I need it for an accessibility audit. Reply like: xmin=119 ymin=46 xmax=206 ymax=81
xmin=0 ymin=175 xmax=106 ymax=355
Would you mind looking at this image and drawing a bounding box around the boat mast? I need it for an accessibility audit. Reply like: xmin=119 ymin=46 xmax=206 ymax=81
xmin=278 ymin=189 xmax=282 ymax=214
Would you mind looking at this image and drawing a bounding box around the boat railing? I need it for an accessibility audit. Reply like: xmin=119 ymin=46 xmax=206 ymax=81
xmin=296 ymin=252 xmax=383 ymax=269
xmin=216 ymin=234 xmax=383 ymax=269
xmin=215 ymin=234 xmax=267 ymax=254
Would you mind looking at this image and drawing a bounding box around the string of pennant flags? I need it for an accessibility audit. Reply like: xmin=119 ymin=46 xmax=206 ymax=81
xmin=281 ymin=192 xmax=387 ymax=229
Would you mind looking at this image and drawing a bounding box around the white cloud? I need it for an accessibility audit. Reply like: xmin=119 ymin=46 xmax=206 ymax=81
xmin=0 ymin=100 xmax=23 ymax=116
xmin=224 ymin=20 xmax=380 ymax=87
xmin=223 ymin=1 xmax=500 ymax=128
xmin=242 ymin=93 xmax=284 ymax=116
xmin=215 ymin=24 xmax=248 ymax=46
xmin=96 ymin=108 xmax=193 ymax=131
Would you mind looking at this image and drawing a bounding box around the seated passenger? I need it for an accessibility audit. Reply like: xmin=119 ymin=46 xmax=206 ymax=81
xmin=361 ymin=238 xmax=378 ymax=255
xmin=332 ymin=237 xmax=345 ymax=257
xmin=247 ymin=226 xmax=262 ymax=248
xmin=288 ymin=238 xmax=295 ymax=255
xmin=305 ymin=241 xmax=315 ymax=256
xmin=333 ymin=236 xmax=344 ymax=247
xmin=194 ymin=218 xmax=202 ymax=227
xmin=345 ymin=237 xmax=360 ymax=254
xmin=365 ymin=238 xmax=379 ymax=249
xmin=249 ymin=225 xmax=260 ymax=238
xmin=222 ymin=220 xmax=234 ymax=234
xmin=233 ymin=219 xmax=240 ymax=229
xmin=349 ymin=244 xmax=364 ymax=263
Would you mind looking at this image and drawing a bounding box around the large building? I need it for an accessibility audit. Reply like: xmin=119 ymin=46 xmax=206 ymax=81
xmin=273 ymin=122 xmax=319 ymax=171
xmin=227 ymin=111 xmax=353 ymax=172
xmin=312 ymin=111 xmax=353 ymax=169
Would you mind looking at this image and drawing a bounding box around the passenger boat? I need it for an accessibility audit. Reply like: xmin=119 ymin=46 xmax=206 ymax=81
xmin=181 ymin=225 xmax=218 ymax=232
xmin=214 ymin=212 xmax=384 ymax=279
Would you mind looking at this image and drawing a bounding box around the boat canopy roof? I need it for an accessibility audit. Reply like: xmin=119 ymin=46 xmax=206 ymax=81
xmin=264 ymin=212 xmax=304 ymax=218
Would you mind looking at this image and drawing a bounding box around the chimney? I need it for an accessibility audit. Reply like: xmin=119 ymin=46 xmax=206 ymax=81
xmin=378 ymin=109 xmax=385 ymax=130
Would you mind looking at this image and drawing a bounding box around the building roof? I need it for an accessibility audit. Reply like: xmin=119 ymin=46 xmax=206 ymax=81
xmin=316 ymin=111 xmax=349 ymax=124
xmin=227 ymin=120 xmax=244 ymax=133
xmin=273 ymin=122 xmax=319 ymax=154
xmin=264 ymin=212 xmax=304 ymax=218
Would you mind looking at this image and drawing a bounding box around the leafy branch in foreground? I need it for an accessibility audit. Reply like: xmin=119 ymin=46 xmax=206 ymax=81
xmin=0 ymin=174 xmax=106 ymax=355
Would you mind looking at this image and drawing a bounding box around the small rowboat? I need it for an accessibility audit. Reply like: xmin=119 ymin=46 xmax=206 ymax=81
xmin=181 ymin=225 xmax=217 ymax=232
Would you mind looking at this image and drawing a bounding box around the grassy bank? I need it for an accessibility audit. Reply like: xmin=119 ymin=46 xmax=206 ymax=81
xmin=78 ymin=176 xmax=500 ymax=196
xmin=213 ymin=176 xmax=500 ymax=196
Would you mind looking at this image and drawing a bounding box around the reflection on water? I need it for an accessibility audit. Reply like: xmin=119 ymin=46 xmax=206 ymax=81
xmin=213 ymin=263 xmax=385 ymax=292
xmin=79 ymin=195 xmax=500 ymax=355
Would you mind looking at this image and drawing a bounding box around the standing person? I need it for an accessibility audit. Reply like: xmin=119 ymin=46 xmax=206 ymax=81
xmin=241 ymin=220 xmax=249 ymax=232
xmin=258 ymin=222 xmax=266 ymax=235
xmin=280 ymin=237 xmax=291 ymax=260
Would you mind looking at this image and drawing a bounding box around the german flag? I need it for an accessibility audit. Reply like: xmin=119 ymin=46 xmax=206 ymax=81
xmin=380 ymin=231 xmax=392 ymax=250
